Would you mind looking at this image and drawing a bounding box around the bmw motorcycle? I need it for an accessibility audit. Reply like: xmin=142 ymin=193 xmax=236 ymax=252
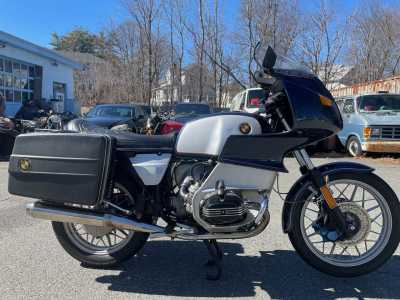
xmin=8 ymin=46 xmax=400 ymax=280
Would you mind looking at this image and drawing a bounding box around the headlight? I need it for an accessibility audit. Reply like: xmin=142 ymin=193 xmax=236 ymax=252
xmin=363 ymin=127 xmax=380 ymax=138
xmin=371 ymin=128 xmax=381 ymax=136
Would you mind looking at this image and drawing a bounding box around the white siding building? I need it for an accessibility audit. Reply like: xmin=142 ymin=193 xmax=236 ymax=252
xmin=0 ymin=31 xmax=82 ymax=117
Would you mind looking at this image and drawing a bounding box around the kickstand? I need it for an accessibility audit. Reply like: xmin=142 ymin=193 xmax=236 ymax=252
xmin=203 ymin=239 xmax=223 ymax=280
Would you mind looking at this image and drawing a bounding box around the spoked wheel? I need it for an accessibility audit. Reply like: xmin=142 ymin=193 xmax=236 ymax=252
xmin=52 ymin=182 xmax=150 ymax=268
xmin=289 ymin=172 xmax=400 ymax=277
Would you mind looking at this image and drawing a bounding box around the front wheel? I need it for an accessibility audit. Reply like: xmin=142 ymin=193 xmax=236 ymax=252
xmin=347 ymin=136 xmax=363 ymax=157
xmin=288 ymin=172 xmax=400 ymax=277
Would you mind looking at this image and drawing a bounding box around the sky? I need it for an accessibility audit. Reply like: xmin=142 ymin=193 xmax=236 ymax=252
xmin=0 ymin=0 xmax=396 ymax=49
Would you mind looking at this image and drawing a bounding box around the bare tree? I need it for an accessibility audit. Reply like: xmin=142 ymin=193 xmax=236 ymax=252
xmin=123 ymin=0 xmax=162 ymax=104
xmin=296 ymin=1 xmax=349 ymax=85
xmin=348 ymin=1 xmax=400 ymax=83
xmin=237 ymin=0 xmax=301 ymax=87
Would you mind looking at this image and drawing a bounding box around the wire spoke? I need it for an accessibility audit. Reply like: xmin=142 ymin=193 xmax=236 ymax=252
xmin=106 ymin=234 xmax=113 ymax=247
xmin=354 ymin=245 xmax=361 ymax=256
xmin=306 ymin=207 xmax=320 ymax=214
xmin=367 ymin=205 xmax=380 ymax=213
xmin=371 ymin=213 xmax=383 ymax=225
xmin=349 ymin=185 xmax=358 ymax=202
xmin=307 ymin=231 xmax=320 ymax=238
xmin=330 ymin=243 xmax=336 ymax=255
xmin=118 ymin=229 xmax=129 ymax=237
xmin=340 ymin=246 xmax=349 ymax=255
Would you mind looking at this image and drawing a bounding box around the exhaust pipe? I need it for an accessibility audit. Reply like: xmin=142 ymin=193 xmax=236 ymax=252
xmin=26 ymin=202 xmax=165 ymax=234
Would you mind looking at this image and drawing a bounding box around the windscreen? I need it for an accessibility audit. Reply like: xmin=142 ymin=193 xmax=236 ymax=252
xmin=247 ymin=89 xmax=267 ymax=108
xmin=255 ymin=43 xmax=315 ymax=77
xmin=174 ymin=104 xmax=211 ymax=115
xmin=88 ymin=106 xmax=134 ymax=118
xmin=358 ymin=95 xmax=400 ymax=112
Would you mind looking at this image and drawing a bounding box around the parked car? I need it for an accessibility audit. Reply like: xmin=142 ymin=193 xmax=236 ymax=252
xmin=139 ymin=104 xmax=153 ymax=118
xmin=82 ymin=104 xmax=146 ymax=132
xmin=230 ymin=87 xmax=268 ymax=113
xmin=161 ymin=102 xmax=212 ymax=134
xmin=336 ymin=92 xmax=400 ymax=156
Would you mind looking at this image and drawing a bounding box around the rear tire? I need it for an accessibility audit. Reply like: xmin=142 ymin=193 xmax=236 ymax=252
xmin=52 ymin=221 xmax=149 ymax=268
xmin=288 ymin=172 xmax=400 ymax=277
xmin=52 ymin=180 xmax=150 ymax=268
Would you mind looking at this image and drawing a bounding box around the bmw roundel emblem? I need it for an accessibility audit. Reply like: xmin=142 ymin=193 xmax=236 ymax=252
xmin=239 ymin=123 xmax=251 ymax=134
xmin=18 ymin=159 xmax=31 ymax=171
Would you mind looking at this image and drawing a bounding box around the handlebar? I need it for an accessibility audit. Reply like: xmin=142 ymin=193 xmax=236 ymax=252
xmin=264 ymin=92 xmax=285 ymax=114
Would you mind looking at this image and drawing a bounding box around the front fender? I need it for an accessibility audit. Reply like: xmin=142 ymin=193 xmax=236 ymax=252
xmin=282 ymin=162 xmax=374 ymax=233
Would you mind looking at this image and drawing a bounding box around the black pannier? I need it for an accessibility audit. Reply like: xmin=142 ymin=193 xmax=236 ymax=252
xmin=8 ymin=133 xmax=114 ymax=206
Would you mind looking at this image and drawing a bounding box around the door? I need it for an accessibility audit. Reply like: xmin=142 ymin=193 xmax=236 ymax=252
xmin=52 ymin=82 xmax=66 ymax=113
xmin=339 ymin=98 xmax=356 ymax=143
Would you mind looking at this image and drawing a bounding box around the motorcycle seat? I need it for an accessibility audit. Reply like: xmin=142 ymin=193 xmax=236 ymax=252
xmin=65 ymin=118 xmax=176 ymax=152
xmin=111 ymin=131 xmax=176 ymax=152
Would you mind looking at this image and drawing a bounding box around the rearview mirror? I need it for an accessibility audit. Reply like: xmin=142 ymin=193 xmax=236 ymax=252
xmin=263 ymin=46 xmax=277 ymax=70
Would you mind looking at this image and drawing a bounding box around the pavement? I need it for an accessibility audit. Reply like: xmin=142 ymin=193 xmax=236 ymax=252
xmin=0 ymin=157 xmax=400 ymax=300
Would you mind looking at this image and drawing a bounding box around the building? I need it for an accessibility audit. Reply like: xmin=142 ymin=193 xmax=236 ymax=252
xmin=0 ymin=31 xmax=82 ymax=117
xmin=151 ymin=64 xmax=216 ymax=106
xmin=330 ymin=75 xmax=400 ymax=98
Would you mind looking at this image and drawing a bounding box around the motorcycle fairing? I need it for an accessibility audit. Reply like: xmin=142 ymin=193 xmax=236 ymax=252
xmin=219 ymin=75 xmax=342 ymax=172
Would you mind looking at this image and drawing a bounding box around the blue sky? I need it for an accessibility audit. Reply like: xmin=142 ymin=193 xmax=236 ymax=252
xmin=0 ymin=0 xmax=395 ymax=48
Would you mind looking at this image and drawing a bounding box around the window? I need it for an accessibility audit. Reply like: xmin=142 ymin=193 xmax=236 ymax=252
xmin=0 ymin=56 xmax=35 ymax=103
xmin=343 ymin=98 xmax=355 ymax=114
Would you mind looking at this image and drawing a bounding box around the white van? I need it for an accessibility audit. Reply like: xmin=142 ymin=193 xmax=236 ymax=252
xmin=230 ymin=88 xmax=267 ymax=113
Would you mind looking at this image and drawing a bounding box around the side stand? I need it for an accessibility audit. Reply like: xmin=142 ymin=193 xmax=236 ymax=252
xmin=203 ymin=239 xmax=223 ymax=280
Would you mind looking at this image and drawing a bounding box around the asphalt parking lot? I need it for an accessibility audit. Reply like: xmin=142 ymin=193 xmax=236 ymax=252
xmin=0 ymin=157 xmax=399 ymax=300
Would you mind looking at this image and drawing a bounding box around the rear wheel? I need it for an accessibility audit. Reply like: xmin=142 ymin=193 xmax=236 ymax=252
xmin=52 ymin=182 xmax=150 ymax=268
xmin=288 ymin=172 xmax=400 ymax=277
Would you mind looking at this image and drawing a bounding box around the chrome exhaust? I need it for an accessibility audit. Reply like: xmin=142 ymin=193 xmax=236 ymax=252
xmin=26 ymin=202 xmax=165 ymax=234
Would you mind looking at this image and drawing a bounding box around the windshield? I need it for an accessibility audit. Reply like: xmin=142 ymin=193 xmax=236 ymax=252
xmin=174 ymin=104 xmax=211 ymax=115
xmin=247 ymin=89 xmax=267 ymax=108
xmin=140 ymin=105 xmax=152 ymax=116
xmin=358 ymin=95 xmax=400 ymax=112
xmin=255 ymin=43 xmax=315 ymax=77
xmin=87 ymin=106 xmax=134 ymax=118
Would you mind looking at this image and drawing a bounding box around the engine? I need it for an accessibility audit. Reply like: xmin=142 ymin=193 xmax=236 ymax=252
xmin=201 ymin=187 xmax=247 ymax=225
xmin=172 ymin=160 xmax=248 ymax=225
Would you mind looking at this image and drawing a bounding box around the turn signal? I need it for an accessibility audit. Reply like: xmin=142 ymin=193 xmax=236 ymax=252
xmin=319 ymin=95 xmax=333 ymax=107
xmin=363 ymin=127 xmax=372 ymax=138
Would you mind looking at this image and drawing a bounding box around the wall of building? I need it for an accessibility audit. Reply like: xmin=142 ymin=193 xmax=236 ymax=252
xmin=0 ymin=45 xmax=74 ymax=116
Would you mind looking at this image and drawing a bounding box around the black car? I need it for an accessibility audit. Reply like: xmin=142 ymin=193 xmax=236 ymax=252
xmin=82 ymin=104 xmax=146 ymax=132
xmin=172 ymin=103 xmax=212 ymax=124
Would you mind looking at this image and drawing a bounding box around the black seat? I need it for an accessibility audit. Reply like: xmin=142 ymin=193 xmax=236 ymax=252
xmin=65 ymin=119 xmax=175 ymax=152
xmin=110 ymin=131 xmax=176 ymax=152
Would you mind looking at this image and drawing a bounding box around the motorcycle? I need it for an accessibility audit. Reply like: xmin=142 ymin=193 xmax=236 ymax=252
xmin=8 ymin=45 xmax=400 ymax=280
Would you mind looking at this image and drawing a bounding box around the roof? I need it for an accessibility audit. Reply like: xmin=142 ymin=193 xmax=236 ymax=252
xmin=0 ymin=31 xmax=83 ymax=69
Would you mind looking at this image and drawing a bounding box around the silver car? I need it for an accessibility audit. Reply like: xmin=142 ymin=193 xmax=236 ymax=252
xmin=336 ymin=92 xmax=400 ymax=156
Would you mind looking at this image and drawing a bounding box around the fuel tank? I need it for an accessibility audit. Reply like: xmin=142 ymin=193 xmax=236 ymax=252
xmin=176 ymin=114 xmax=262 ymax=156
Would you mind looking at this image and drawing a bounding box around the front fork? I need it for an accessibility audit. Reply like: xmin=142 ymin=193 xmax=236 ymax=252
xmin=275 ymin=107 xmax=348 ymax=236
xmin=293 ymin=149 xmax=348 ymax=236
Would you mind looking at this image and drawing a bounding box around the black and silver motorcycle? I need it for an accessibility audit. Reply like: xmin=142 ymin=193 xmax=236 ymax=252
xmin=8 ymin=46 xmax=400 ymax=280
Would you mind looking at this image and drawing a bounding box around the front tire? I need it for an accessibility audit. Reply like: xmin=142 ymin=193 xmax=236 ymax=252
xmin=288 ymin=172 xmax=400 ymax=277
xmin=347 ymin=136 xmax=363 ymax=157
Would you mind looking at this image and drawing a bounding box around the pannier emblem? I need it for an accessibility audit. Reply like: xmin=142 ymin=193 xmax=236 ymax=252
xmin=239 ymin=123 xmax=251 ymax=134
xmin=18 ymin=159 xmax=31 ymax=171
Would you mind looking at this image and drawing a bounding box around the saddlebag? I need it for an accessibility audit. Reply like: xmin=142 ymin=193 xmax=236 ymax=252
xmin=8 ymin=133 xmax=114 ymax=206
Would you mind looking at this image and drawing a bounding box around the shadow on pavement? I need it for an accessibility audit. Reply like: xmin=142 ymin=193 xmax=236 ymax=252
xmin=95 ymin=240 xmax=400 ymax=299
